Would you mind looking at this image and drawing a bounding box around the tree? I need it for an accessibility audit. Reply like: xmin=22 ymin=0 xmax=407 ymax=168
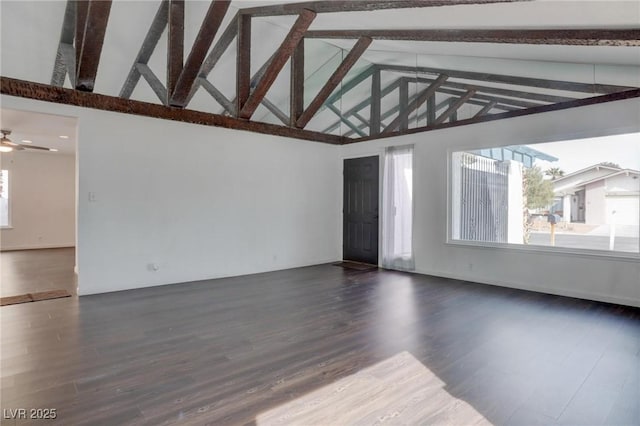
xmin=598 ymin=161 xmax=620 ymax=169
xmin=524 ymin=166 xmax=555 ymax=210
xmin=545 ymin=167 xmax=565 ymax=180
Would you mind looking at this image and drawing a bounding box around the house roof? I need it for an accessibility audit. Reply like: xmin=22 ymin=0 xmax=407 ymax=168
xmin=578 ymin=169 xmax=640 ymax=187
xmin=552 ymin=164 xmax=622 ymax=183
xmin=553 ymin=165 xmax=640 ymax=193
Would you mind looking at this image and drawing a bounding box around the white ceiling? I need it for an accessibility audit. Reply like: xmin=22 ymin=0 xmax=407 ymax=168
xmin=0 ymin=0 xmax=639 ymax=137
xmin=0 ymin=108 xmax=77 ymax=154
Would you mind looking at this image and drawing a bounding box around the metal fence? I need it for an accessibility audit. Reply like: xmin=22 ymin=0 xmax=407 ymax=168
xmin=459 ymin=154 xmax=509 ymax=242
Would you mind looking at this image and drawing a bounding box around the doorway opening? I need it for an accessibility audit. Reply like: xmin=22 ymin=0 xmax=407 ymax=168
xmin=0 ymin=108 xmax=78 ymax=299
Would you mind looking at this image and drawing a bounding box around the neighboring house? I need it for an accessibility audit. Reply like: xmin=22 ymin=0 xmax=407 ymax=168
xmin=553 ymin=165 xmax=640 ymax=225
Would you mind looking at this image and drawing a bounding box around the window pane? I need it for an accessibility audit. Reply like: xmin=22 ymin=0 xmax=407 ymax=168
xmin=0 ymin=169 xmax=9 ymax=227
xmin=451 ymin=133 xmax=640 ymax=254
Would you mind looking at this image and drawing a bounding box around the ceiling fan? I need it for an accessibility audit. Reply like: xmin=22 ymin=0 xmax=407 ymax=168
xmin=0 ymin=129 xmax=58 ymax=153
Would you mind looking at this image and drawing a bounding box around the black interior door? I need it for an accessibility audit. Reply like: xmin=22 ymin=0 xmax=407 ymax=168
xmin=343 ymin=156 xmax=379 ymax=265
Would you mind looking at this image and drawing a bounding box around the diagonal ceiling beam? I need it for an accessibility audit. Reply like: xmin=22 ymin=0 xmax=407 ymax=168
xmin=260 ymin=98 xmax=290 ymax=126
xmin=120 ymin=1 xmax=169 ymax=98
xmin=199 ymin=77 xmax=235 ymax=114
xmin=384 ymin=74 xmax=448 ymax=133
xmin=239 ymin=9 xmax=316 ymax=119
xmin=75 ymin=0 xmax=112 ymax=92
xmin=304 ymin=29 xmax=640 ymax=46
xmin=170 ymin=0 xmax=231 ymax=107
xmin=433 ymin=90 xmax=477 ymax=125
xmin=167 ymin=0 xmax=184 ymax=105
xmin=51 ymin=0 xmax=76 ymax=87
xmin=184 ymin=13 xmax=238 ymax=106
xmin=296 ymin=37 xmax=372 ymax=128
xmin=240 ymin=0 xmax=529 ymax=17
xmin=437 ymin=87 xmax=542 ymax=108
xmin=410 ymin=77 xmax=575 ymax=104
xmin=199 ymin=77 xmax=289 ymax=126
xmin=136 ymin=63 xmax=168 ymax=105
xmin=323 ymin=76 xmax=403 ymax=133
xmin=326 ymin=65 xmax=376 ymax=105
xmin=474 ymin=100 xmax=498 ymax=117
xmin=380 ymin=64 xmax=636 ymax=94
xmin=326 ymin=104 xmax=367 ymax=137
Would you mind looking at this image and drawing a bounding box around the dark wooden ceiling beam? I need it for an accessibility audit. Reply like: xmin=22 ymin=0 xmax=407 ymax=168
xmin=74 ymin=0 xmax=88 ymax=76
xmin=370 ymin=67 xmax=381 ymax=135
xmin=433 ymin=89 xmax=476 ymax=124
xmin=437 ymin=87 xmax=543 ymax=108
xmin=239 ymin=9 xmax=316 ymax=119
xmin=135 ymin=63 xmax=168 ymax=105
xmin=199 ymin=77 xmax=235 ymax=114
xmin=51 ymin=0 xmax=76 ymax=87
xmin=185 ymin=13 xmax=239 ymax=106
xmin=199 ymin=77 xmax=289 ymax=125
xmin=290 ymin=36 xmax=305 ymax=127
xmin=344 ymin=90 xmax=458 ymax=137
xmin=236 ymin=14 xmax=252 ymax=117
xmin=474 ymin=99 xmax=498 ymax=117
xmin=304 ymin=29 xmax=640 ymax=46
xmin=381 ymin=64 xmax=635 ymax=93
xmin=75 ymin=0 xmax=112 ymax=92
xmin=384 ymin=74 xmax=448 ymax=133
xmin=327 ymin=104 xmax=367 ymax=137
xmin=345 ymin=88 xmax=640 ymax=143
xmin=170 ymin=0 xmax=231 ymax=107
xmin=1 ymin=77 xmax=345 ymax=145
xmin=167 ymin=0 xmax=184 ymax=105
xmin=120 ymin=1 xmax=169 ymax=99
xmin=326 ymin=65 xmax=375 ymax=105
xmin=398 ymin=79 xmax=410 ymax=131
xmin=240 ymin=0 xmax=528 ymax=17
xmin=296 ymin=37 xmax=372 ymax=128
xmin=408 ymin=76 xmax=575 ymax=103
xmin=260 ymin=98 xmax=290 ymax=126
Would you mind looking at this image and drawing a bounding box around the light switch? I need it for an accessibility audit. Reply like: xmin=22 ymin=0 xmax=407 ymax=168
xmin=88 ymin=192 xmax=97 ymax=202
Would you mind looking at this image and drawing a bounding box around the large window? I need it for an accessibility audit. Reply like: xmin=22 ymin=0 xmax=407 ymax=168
xmin=1 ymin=169 xmax=9 ymax=227
xmin=450 ymin=133 xmax=640 ymax=256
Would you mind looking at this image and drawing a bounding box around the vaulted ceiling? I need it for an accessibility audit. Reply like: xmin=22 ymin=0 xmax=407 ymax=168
xmin=1 ymin=0 xmax=639 ymax=144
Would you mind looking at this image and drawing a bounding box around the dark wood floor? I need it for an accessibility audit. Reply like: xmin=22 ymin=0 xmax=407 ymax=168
xmin=0 ymin=248 xmax=76 ymax=297
xmin=1 ymin=264 xmax=638 ymax=425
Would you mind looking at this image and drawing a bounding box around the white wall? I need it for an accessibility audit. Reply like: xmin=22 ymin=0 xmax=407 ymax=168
xmin=342 ymin=97 xmax=640 ymax=307
xmin=0 ymin=150 xmax=75 ymax=250
xmin=0 ymin=95 xmax=342 ymax=295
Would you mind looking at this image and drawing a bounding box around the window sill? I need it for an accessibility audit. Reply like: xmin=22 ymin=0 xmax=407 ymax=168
xmin=0 ymin=226 xmax=13 ymax=230
xmin=446 ymin=239 xmax=640 ymax=263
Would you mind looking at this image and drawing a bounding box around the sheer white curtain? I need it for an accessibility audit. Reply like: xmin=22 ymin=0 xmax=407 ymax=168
xmin=382 ymin=145 xmax=414 ymax=270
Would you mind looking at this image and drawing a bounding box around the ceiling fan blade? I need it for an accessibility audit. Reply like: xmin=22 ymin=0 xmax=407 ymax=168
xmin=23 ymin=144 xmax=54 ymax=151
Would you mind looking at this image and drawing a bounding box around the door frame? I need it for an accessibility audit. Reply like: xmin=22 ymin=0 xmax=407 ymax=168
xmin=341 ymin=152 xmax=383 ymax=265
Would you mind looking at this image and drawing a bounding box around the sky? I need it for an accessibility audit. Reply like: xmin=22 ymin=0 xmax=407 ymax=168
xmin=532 ymin=132 xmax=640 ymax=175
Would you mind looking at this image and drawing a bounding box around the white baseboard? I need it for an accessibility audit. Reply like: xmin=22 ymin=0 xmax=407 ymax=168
xmin=413 ymin=267 xmax=640 ymax=308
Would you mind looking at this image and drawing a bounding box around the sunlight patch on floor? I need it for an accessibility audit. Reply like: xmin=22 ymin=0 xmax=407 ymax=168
xmin=256 ymin=351 xmax=490 ymax=425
